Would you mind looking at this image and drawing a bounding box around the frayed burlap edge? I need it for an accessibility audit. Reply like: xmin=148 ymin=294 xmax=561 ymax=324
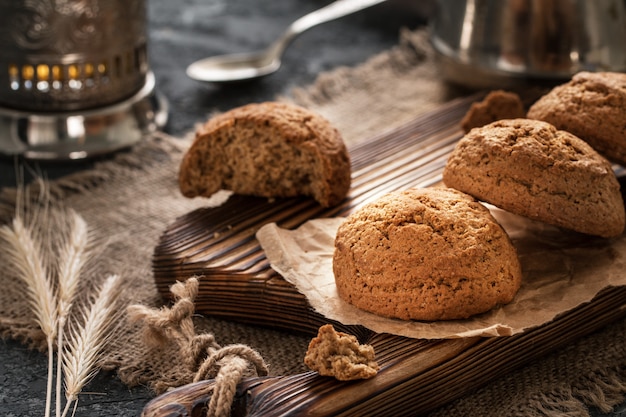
xmin=0 ymin=131 xmax=192 ymax=222
xmin=493 ymin=368 xmax=626 ymax=417
xmin=522 ymin=364 xmax=626 ymax=417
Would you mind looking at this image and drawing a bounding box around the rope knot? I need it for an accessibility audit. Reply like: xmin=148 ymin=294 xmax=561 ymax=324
xmin=127 ymin=277 xmax=269 ymax=417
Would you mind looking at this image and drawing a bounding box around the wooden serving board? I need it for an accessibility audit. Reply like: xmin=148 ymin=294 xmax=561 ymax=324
xmin=144 ymin=95 xmax=626 ymax=416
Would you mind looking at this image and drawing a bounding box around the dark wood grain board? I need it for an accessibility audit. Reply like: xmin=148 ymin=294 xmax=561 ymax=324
xmin=143 ymin=286 xmax=626 ymax=417
xmin=145 ymin=95 xmax=626 ymax=416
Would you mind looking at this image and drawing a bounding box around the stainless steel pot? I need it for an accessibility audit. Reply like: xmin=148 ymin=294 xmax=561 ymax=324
xmin=430 ymin=0 xmax=626 ymax=89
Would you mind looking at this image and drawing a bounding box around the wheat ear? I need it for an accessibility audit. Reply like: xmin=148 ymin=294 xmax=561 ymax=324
xmin=60 ymin=273 xmax=124 ymax=417
xmin=55 ymin=210 xmax=91 ymax=417
xmin=0 ymin=216 xmax=58 ymax=417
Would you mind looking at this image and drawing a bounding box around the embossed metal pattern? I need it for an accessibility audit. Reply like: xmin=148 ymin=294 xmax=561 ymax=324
xmin=0 ymin=0 xmax=148 ymax=111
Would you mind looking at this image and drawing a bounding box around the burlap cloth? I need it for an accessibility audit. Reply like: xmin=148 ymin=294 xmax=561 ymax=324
xmin=1 ymin=28 xmax=625 ymax=416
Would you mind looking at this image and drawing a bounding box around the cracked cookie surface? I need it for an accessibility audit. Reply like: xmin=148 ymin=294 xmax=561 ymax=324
xmin=527 ymin=71 xmax=626 ymax=166
xmin=333 ymin=187 xmax=522 ymax=321
xmin=443 ymin=118 xmax=625 ymax=238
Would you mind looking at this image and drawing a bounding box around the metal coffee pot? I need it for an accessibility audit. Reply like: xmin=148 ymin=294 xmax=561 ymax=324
xmin=430 ymin=0 xmax=626 ymax=89
xmin=0 ymin=0 xmax=167 ymax=160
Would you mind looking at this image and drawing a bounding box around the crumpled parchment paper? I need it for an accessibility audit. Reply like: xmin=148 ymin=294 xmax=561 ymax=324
xmin=256 ymin=207 xmax=626 ymax=339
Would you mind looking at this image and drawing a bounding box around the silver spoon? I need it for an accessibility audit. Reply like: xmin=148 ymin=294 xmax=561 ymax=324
xmin=186 ymin=0 xmax=388 ymax=83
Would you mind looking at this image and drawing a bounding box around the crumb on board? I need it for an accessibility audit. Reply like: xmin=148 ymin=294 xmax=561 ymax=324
xmin=304 ymin=324 xmax=379 ymax=381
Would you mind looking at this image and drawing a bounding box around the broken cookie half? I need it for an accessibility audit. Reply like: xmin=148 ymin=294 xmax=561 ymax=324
xmin=178 ymin=101 xmax=351 ymax=208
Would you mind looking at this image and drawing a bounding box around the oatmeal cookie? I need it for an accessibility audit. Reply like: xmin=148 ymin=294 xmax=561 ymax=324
xmin=443 ymin=118 xmax=625 ymax=237
xmin=333 ymin=187 xmax=522 ymax=321
xmin=527 ymin=71 xmax=626 ymax=165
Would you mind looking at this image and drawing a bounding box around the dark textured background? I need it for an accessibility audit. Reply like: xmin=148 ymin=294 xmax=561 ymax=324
xmin=1 ymin=1 xmax=625 ymax=416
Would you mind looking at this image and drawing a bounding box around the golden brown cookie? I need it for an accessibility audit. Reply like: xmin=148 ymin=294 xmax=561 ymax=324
xmin=461 ymin=90 xmax=526 ymax=133
xmin=443 ymin=118 xmax=625 ymax=238
xmin=333 ymin=187 xmax=522 ymax=321
xmin=527 ymin=71 xmax=626 ymax=165
xmin=179 ymin=101 xmax=351 ymax=207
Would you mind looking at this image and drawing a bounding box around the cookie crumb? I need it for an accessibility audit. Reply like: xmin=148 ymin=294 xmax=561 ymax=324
xmin=461 ymin=90 xmax=526 ymax=133
xmin=304 ymin=324 xmax=379 ymax=381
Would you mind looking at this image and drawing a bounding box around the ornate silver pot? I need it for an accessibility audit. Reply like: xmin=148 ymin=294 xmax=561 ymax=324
xmin=0 ymin=0 xmax=167 ymax=160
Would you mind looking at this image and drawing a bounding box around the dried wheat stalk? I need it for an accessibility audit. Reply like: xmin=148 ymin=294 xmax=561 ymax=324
xmin=55 ymin=210 xmax=92 ymax=417
xmin=61 ymin=273 xmax=125 ymax=417
xmin=1 ymin=197 xmax=126 ymax=417
xmin=0 ymin=215 xmax=58 ymax=417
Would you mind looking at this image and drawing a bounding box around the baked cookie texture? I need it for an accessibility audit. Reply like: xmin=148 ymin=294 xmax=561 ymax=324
xmin=333 ymin=187 xmax=522 ymax=321
xmin=461 ymin=90 xmax=526 ymax=133
xmin=179 ymin=101 xmax=351 ymax=207
xmin=443 ymin=118 xmax=625 ymax=238
xmin=527 ymin=71 xmax=626 ymax=166
xmin=304 ymin=324 xmax=379 ymax=381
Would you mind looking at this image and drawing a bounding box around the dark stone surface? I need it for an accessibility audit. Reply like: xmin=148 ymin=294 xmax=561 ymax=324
xmin=0 ymin=339 xmax=152 ymax=416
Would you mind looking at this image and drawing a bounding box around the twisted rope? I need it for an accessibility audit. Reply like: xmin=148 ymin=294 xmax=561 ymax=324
xmin=128 ymin=277 xmax=269 ymax=417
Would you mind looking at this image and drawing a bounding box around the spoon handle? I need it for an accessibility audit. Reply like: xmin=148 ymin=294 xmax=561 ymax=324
xmin=272 ymin=0 xmax=388 ymax=54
